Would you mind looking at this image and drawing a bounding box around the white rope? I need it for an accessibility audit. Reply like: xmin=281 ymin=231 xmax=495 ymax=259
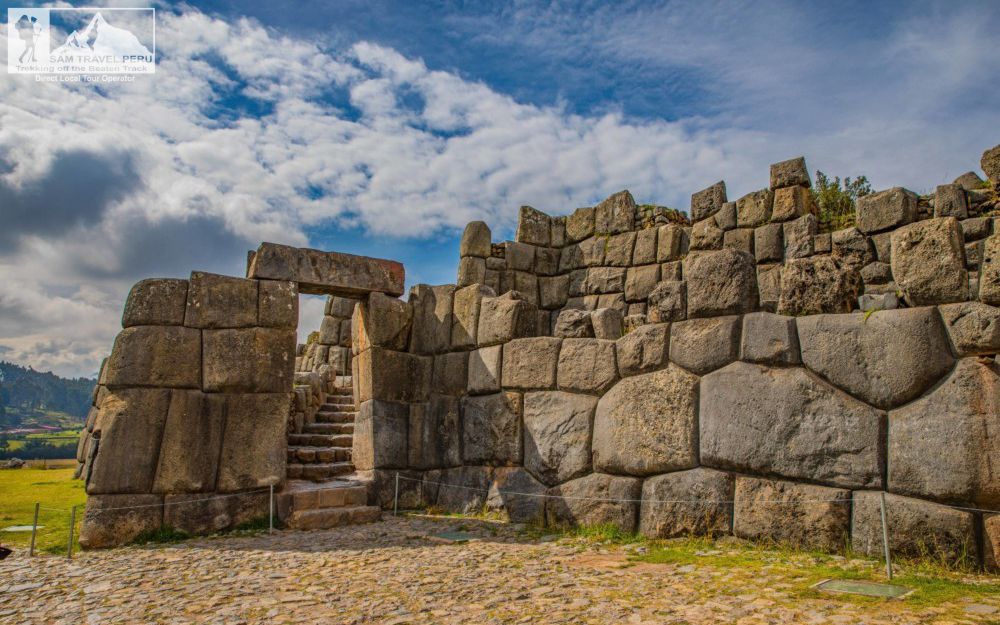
xmin=87 ymin=487 xmax=272 ymax=513
xmin=397 ymin=474 xmax=1000 ymax=514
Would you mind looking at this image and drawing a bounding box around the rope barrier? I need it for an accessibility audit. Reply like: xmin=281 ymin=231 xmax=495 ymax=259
xmin=86 ymin=487 xmax=273 ymax=513
xmin=395 ymin=474 xmax=1000 ymax=515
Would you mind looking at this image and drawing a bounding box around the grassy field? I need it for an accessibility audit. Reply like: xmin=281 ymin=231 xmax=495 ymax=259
xmin=0 ymin=466 xmax=86 ymax=555
xmin=5 ymin=428 xmax=82 ymax=452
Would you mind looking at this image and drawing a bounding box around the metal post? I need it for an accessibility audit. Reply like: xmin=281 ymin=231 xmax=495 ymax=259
xmin=393 ymin=472 xmax=400 ymax=517
xmin=269 ymin=484 xmax=274 ymax=535
xmin=879 ymin=491 xmax=893 ymax=580
xmin=29 ymin=503 xmax=39 ymax=557
xmin=67 ymin=505 xmax=77 ymax=559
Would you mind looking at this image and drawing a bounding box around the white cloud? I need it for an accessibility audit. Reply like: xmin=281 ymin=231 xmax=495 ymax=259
xmin=0 ymin=4 xmax=997 ymax=378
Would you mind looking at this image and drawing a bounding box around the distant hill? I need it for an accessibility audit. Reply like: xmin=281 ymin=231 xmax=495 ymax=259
xmin=0 ymin=362 xmax=96 ymax=427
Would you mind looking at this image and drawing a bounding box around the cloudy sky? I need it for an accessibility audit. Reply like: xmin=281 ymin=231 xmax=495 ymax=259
xmin=1 ymin=0 xmax=999 ymax=379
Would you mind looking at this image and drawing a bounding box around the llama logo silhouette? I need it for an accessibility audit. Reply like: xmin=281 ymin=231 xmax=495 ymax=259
xmin=7 ymin=8 xmax=155 ymax=75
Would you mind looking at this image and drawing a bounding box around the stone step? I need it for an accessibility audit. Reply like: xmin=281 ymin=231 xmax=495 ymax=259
xmin=329 ymin=387 xmax=353 ymax=397
xmin=323 ymin=396 xmax=354 ymax=406
xmin=315 ymin=411 xmax=356 ymax=424
xmin=278 ymin=479 xmax=368 ymax=514
xmin=286 ymin=446 xmax=352 ymax=464
xmin=286 ymin=461 xmax=354 ymax=481
xmin=286 ymin=506 xmax=381 ymax=530
xmin=288 ymin=433 xmax=354 ymax=447
xmin=303 ymin=422 xmax=354 ymax=435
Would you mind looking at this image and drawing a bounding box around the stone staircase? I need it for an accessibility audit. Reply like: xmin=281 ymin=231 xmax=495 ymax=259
xmin=279 ymin=380 xmax=381 ymax=530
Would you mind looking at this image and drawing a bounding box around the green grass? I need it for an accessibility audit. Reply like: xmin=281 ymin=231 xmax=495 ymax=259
xmin=0 ymin=466 xmax=86 ymax=555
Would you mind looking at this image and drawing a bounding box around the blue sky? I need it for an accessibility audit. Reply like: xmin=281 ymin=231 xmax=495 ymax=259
xmin=1 ymin=0 xmax=999 ymax=377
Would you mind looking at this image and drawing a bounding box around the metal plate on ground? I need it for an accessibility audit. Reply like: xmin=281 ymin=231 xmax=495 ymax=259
xmin=427 ymin=531 xmax=479 ymax=544
xmin=814 ymin=578 xmax=912 ymax=599
xmin=2 ymin=526 xmax=42 ymax=532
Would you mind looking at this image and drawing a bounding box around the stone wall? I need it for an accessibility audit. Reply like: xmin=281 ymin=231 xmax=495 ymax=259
xmin=76 ymin=272 xmax=298 ymax=547
xmin=353 ymin=146 xmax=1000 ymax=569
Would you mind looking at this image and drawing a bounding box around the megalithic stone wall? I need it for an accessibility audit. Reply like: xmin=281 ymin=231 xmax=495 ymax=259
xmin=352 ymin=144 xmax=1000 ymax=570
xmin=77 ymin=272 xmax=299 ymax=548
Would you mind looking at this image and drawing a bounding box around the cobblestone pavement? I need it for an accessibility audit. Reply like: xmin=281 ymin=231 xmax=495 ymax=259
xmin=2 ymin=515 xmax=998 ymax=625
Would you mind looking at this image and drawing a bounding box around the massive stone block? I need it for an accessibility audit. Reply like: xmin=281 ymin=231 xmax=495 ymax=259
xmin=122 ymin=278 xmax=188 ymax=327
xmin=889 ymin=358 xmax=999 ymax=507
xmin=691 ymin=181 xmax=727 ymax=222
xmin=594 ymin=190 xmax=636 ymax=234
xmin=657 ymin=224 xmax=688 ymax=262
xmin=408 ymin=395 xmax=461 ymax=469
xmin=504 ymin=241 xmax=535 ymax=272
xmin=632 ymin=228 xmax=658 ymax=265
xmin=501 ymin=337 xmax=561 ymax=389
xmin=684 ymin=249 xmax=758 ymax=318
xmin=356 ymin=347 xmax=431 ymax=403
xmin=639 ymin=468 xmax=734 ymax=539
xmin=735 ymin=188 xmax=773 ymax=228
xmin=987 ymin=514 xmax=1000 ymax=572
xmin=771 ymin=185 xmax=815 ymax=223
xmin=319 ymin=316 xmax=340 ymax=344
xmin=353 ymin=292 xmax=412 ymax=353
xmin=431 ymin=351 xmax=468 ymax=396
xmin=978 ymin=234 xmax=1000 ymax=305
xmin=87 ymin=388 xmax=171 ymax=494
xmin=700 ymin=362 xmax=884 ymax=489
xmin=409 ymin=284 xmax=455 ymax=354
xmin=202 ymin=328 xmax=296 ymax=393
xmin=797 ymin=307 xmax=954 ymax=410
xmin=783 ymin=214 xmax=817 ymax=259
xmin=486 ymin=468 xmax=546 ymax=524
xmin=539 ymin=275 xmax=569 ymax=310
xmin=690 ymin=217 xmax=723 ymax=251
xmin=770 ymin=156 xmax=810 ymax=189
xmin=856 ymin=187 xmax=918 ymax=234
xmin=477 ymin=292 xmax=537 ymax=346
xmin=754 ymin=223 xmax=783 ymax=263
xmin=216 ymin=393 xmax=289 ymax=492
xmin=457 ymin=256 xmax=486 ymax=287
xmin=545 ymin=473 xmax=642 ymax=532
xmin=468 ymin=345 xmax=502 ymax=395
xmin=625 ymin=264 xmax=660 ymax=302
xmin=935 ymin=183 xmax=969 ymax=219
xmin=353 ymin=399 xmax=409 ymax=470
xmin=248 ymin=242 xmax=405 ymax=297
xmin=516 ymin=205 xmax=551 ymax=246
xmin=258 ymin=280 xmax=298 ymax=329
xmin=566 ymin=206 xmax=596 ymax=243
xmin=939 ymin=301 xmax=1000 ymax=356
xmin=184 ymin=272 xmax=259 ymax=329
xmin=461 ymin=392 xmax=523 ymax=465
xmin=592 ymin=365 xmax=698 ymax=476
xmin=740 ymin=312 xmax=801 ymax=365
xmin=522 ymin=391 xmax=596 ymax=486
xmin=554 ymin=309 xmax=594 ymax=338
xmin=647 ymin=280 xmax=687 ymax=322
xmin=615 ymin=323 xmax=670 ymax=377
xmin=152 ymin=391 xmax=224 ymax=493
xmin=557 ymin=338 xmax=618 ymax=393
xmin=777 ymin=256 xmax=860 ymax=316
xmin=733 ymin=477 xmax=850 ymax=552
xmin=436 ymin=466 xmax=492 ymax=514
xmin=79 ymin=494 xmax=164 ymax=549
xmin=981 ymin=143 xmax=1000 ymax=185
xmin=604 ymin=232 xmax=636 ymax=267
xmin=104 ymin=326 xmax=202 ymax=389
xmin=851 ymin=491 xmax=978 ymax=565
xmin=668 ymin=316 xmax=740 ymax=375
xmin=891 ymin=217 xmax=968 ymax=306
xmin=460 ymin=221 xmax=492 ymax=257
xmin=831 ymin=227 xmax=875 ymax=270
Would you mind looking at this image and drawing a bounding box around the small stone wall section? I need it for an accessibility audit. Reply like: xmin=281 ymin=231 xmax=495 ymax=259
xmin=355 ymin=144 xmax=1000 ymax=570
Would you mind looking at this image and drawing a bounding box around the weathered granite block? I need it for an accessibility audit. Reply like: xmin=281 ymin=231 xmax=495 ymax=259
xmin=592 ymin=365 xmax=698 ymax=476
xmin=523 ymin=391 xmax=596 ymax=486
xmin=408 ymin=394 xmax=461 ymax=469
xmin=733 ymin=477 xmax=850 ymax=552
xmin=487 ymin=467 xmax=546 ymax=524
xmin=436 ymin=466 xmax=492 ymax=514
xmin=891 ymin=217 xmax=968 ymax=306
xmin=516 ymin=205 xmax=551 ymax=246
xmin=545 ymin=473 xmax=642 ymax=533
xmin=754 ymin=223 xmax=783 ymax=263
xmin=80 ymin=494 xmax=164 ymax=549
xmin=216 ymin=393 xmax=289 ymax=491
xmin=153 ymin=391 xmax=224 ymax=493
xmin=934 ymin=183 xmax=968 ymax=219
xmin=501 ymin=337 xmax=561 ymax=389
xmin=432 ymin=351 xmax=468 ymax=396
xmin=889 ymin=358 xmax=999 ymax=507
xmin=771 ymin=185 xmax=815 ymax=222
xmin=740 ymin=312 xmax=800 ymax=365
xmin=691 ymin=181 xmax=727 ymax=222
xmin=657 ymin=224 xmax=688 ymax=261
xmin=856 ymin=187 xmax=918 ymax=234
xmin=319 ymin=316 xmax=340 ymax=344
xmin=983 ymin=234 xmax=1000 ymax=305
xmin=604 ymin=232 xmax=636 ymax=267
xmin=783 ymin=214 xmax=817 ymax=259
xmin=700 ymin=362 xmax=884 ymax=489
xmin=690 ymin=218 xmax=723 ymax=251
xmin=797 ymin=307 xmax=954 ymax=410
xmin=557 ymin=338 xmax=618 ymax=394
xmin=566 ymin=206 xmax=595 ymax=242
xmin=647 ymin=280 xmax=686 ymax=322
xmin=461 ymin=392 xmax=523 ymax=465
xmin=585 ymin=267 xmax=627 ymax=294
xmin=632 ymin=228 xmax=658 ymax=265
xmin=104 ymin=326 xmax=202 ymax=389
xmin=353 ymin=399 xmax=409 ymax=470
xmin=852 ymin=491 xmax=978 ymax=565
xmin=202 ymin=328 xmax=296 ymax=393
xmin=356 ymin=347 xmax=431 ymax=403
xmin=87 ymin=388 xmax=171 ymax=494
xmin=777 ymin=256 xmax=859 ymax=316
xmin=769 ymin=156 xmax=810 ymax=189
xmin=452 ymin=284 xmax=493 ymax=349
xmin=736 ymin=188 xmax=774 ymax=228
xmin=669 ymin=316 xmax=740 ymax=375
xmin=554 ymin=309 xmax=594 ymax=338
xmin=831 ymin=227 xmax=875 ymax=269
xmin=467 ymin=345 xmax=502 ymax=395
xmin=248 ymin=242 xmax=404 ymax=297
xmin=594 ymin=190 xmax=636 ymax=234
xmin=615 ymin=323 xmax=670 ymax=377
xmin=939 ymin=302 xmax=1000 ymax=356
xmin=258 ymin=280 xmax=298 ymax=329
xmin=477 ymin=292 xmax=538 ymax=346
xmin=639 ymin=468 xmax=734 ymax=539
xmin=122 ymin=278 xmax=188 ymax=327
xmin=353 ymin=292 xmax=412 ymax=354
xmin=409 ymin=284 xmax=456 ymax=354
xmin=684 ymin=249 xmax=759 ymax=318
xmin=460 ymin=221 xmax=492 ymax=257
xmin=723 ymin=228 xmax=754 ymax=255
xmin=534 ymin=247 xmax=560 ymax=276
xmin=185 ymin=272 xmax=259 ymax=329
xmin=590 ymin=307 xmax=624 ymax=340
xmin=457 ymin=256 xmax=486 ymax=287
xmin=714 ymin=201 xmax=737 ymax=231
xmin=551 ymin=216 xmax=567 ymax=247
